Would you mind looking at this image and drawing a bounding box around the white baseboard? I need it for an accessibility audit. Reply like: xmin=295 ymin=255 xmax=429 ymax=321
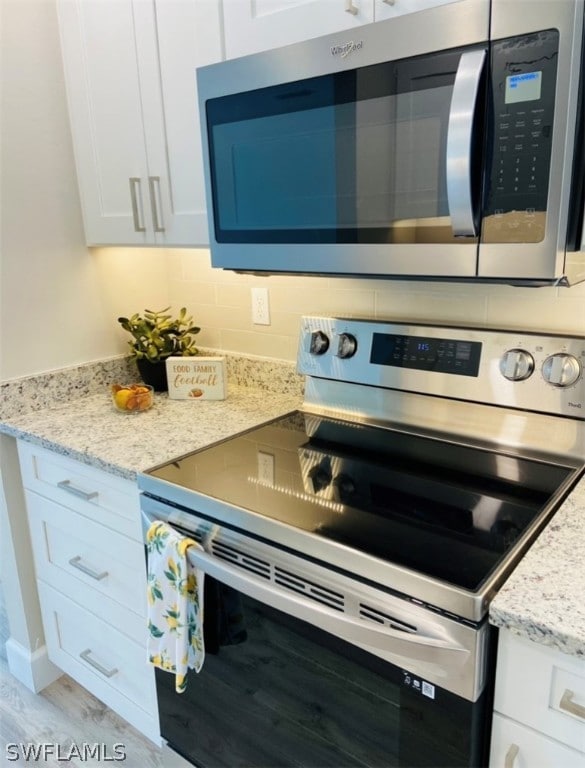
xmin=5 ymin=637 xmax=62 ymax=692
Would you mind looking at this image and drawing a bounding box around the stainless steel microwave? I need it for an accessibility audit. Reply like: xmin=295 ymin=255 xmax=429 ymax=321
xmin=197 ymin=0 xmax=585 ymax=286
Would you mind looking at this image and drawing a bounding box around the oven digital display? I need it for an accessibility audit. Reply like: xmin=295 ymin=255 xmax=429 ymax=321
xmin=370 ymin=333 xmax=482 ymax=376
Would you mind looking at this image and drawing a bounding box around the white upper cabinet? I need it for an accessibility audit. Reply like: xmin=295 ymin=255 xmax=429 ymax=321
xmin=374 ymin=0 xmax=464 ymax=23
xmin=57 ymin=0 xmax=222 ymax=246
xmin=223 ymin=0 xmax=374 ymax=59
xmin=223 ymin=0 xmax=464 ymax=59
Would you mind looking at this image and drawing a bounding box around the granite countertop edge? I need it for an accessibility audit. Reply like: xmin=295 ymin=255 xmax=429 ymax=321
xmin=489 ymin=472 xmax=585 ymax=660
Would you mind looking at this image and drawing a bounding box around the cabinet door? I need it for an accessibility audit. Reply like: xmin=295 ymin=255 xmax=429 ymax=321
xmin=137 ymin=0 xmax=223 ymax=245
xmin=490 ymin=713 xmax=585 ymax=768
xmin=58 ymin=0 xmax=222 ymax=246
xmin=374 ymin=0 xmax=465 ymax=22
xmin=223 ymin=0 xmax=374 ymax=59
xmin=494 ymin=631 xmax=585 ymax=754
xmin=57 ymin=0 xmax=153 ymax=245
xmin=38 ymin=581 xmax=159 ymax=743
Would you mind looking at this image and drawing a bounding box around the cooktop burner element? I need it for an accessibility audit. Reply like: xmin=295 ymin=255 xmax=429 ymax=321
xmin=140 ymin=318 xmax=584 ymax=623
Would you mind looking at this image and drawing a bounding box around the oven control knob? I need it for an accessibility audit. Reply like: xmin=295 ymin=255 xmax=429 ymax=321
xmin=336 ymin=333 xmax=358 ymax=359
xmin=499 ymin=349 xmax=535 ymax=381
xmin=542 ymin=353 xmax=581 ymax=387
xmin=309 ymin=330 xmax=330 ymax=356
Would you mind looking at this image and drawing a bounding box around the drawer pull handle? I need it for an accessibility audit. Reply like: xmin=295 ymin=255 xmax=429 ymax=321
xmin=68 ymin=556 xmax=108 ymax=581
xmin=79 ymin=649 xmax=118 ymax=678
xmin=504 ymin=744 xmax=519 ymax=768
xmin=345 ymin=0 xmax=359 ymax=14
xmin=560 ymin=689 xmax=585 ymax=720
xmin=57 ymin=479 xmax=98 ymax=501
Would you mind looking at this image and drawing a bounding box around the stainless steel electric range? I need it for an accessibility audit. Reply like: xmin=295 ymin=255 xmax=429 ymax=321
xmin=139 ymin=317 xmax=584 ymax=768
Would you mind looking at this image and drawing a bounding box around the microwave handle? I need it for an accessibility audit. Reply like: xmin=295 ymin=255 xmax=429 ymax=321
xmin=446 ymin=49 xmax=487 ymax=237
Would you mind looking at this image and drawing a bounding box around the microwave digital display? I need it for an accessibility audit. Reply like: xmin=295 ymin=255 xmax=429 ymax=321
xmin=505 ymin=71 xmax=543 ymax=104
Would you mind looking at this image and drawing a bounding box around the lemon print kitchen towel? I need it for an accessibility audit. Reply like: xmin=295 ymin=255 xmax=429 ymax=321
xmin=146 ymin=521 xmax=204 ymax=692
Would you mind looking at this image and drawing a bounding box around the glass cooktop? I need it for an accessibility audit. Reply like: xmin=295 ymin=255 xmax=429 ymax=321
xmin=145 ymin=411 xmax=574 ymax=593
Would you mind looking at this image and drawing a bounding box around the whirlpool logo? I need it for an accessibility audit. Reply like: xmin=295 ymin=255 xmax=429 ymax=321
xmin=331 ymin=40 xmax=363 ymax=58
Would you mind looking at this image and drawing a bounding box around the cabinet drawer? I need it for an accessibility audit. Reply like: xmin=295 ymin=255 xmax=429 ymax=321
xmin=26 ymin=490 xmax=147 ymax=636
xmin=494 ymin=632 xmax=585 ymax=754
xmin=38 ymin=581 xmax=159 ymax=743
xmin=490 ymin=713 xmax=584 ymax=767
xmin=18 ymin=440 xmax=141 ymax=540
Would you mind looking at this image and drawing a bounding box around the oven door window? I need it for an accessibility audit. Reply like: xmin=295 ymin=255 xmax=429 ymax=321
xmin=157 ymin=586 xmax=489 ymax=768
xmin=205 ymin=45 xmax=486 ymax=247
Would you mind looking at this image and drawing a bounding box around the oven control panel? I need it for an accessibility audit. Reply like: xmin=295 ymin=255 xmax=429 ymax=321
xmin=298 ymin=317 xmax=585 ymax=419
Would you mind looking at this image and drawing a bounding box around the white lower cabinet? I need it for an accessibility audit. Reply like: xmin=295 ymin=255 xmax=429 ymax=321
xmin=38 ymin=583 xmax=158 ymax=739
xmin=17 ymin=440 xmax=159 ymax=744
xmin=490 ymin=630 xmax=585 ymax=767
xmin=490 ymin=713 xmax=584 ymax=767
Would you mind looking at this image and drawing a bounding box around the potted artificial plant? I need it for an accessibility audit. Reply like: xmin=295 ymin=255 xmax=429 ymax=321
xmin=118 ymin=307 xmax=200 ymax=391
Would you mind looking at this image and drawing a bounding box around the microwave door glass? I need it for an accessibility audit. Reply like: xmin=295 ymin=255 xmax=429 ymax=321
xmin=206 ymin=47 xmax=485 ymax=248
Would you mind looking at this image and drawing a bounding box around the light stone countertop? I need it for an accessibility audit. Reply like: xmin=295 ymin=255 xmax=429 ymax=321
xmin=0 ymin=386 xmax=301 ymax=480
xmin=489 ymin=472 xmax=585 ymax=660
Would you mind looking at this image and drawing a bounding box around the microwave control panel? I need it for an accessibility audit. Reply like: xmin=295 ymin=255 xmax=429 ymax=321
xmin=482 ymin=29 xmax=559 ymax=244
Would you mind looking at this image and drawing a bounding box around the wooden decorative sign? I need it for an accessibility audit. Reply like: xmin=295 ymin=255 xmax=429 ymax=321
xmin=165 ymin=356 xmax=227 ymax=400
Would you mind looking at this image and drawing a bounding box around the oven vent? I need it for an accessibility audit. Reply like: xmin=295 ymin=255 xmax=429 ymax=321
xmin=211 ymin=540 xmax=271 ymax=580
xmin=274 ymin=567 xmax=345 ymax=611
xmin=359 ymin=603 xmax=417 ymax=634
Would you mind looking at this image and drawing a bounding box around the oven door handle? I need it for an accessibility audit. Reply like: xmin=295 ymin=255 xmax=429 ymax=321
xmin=142 ymin=507 xmax=471 ymax=674
xmin=185 ymin=545 xmax=469 ymax=665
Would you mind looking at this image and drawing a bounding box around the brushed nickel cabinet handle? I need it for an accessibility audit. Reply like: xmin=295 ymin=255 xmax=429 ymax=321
xmin=345 ymin=0 xmax=359 ymax=14
xmin=383 ymin=0 xmax=396 ymax=5
xmin=129 ymin=177 xmax=146 ymax=232
xmin=57 ymin=479 xmax=98 ymax=501
xmin=504 ymin=743 xmax=519 ymax=768
xmin=68 ymin=556 xmax=108 ymax=581
xmin=148 ymin=176 xmax=165 ymax=232
xmin=560 ymin=689 xmax=585 ymax=720
xmin=79 ymin=648 xmax=118 ymax=678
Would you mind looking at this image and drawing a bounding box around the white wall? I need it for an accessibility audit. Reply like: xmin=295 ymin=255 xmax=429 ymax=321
xmin=0 ymin=0 xmax=169 ymax=381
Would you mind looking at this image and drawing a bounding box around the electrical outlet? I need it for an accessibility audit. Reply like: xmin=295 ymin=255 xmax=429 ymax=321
xmin=257 ymin=451 xmax=275 ymax=486
xmin=251 ymin=286 xmax=270 ymax=325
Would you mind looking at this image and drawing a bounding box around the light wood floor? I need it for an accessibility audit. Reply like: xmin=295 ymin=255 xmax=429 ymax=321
xmin=0 ymin=583 xmax=189 ymax=767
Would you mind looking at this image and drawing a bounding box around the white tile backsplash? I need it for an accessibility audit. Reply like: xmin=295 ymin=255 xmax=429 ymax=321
xmin=161 ymin=249 xmax=585 ymax=362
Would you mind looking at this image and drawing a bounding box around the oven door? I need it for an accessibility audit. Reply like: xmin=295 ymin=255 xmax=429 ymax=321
xmin=141 ymin=501 xmax=494 ymax=768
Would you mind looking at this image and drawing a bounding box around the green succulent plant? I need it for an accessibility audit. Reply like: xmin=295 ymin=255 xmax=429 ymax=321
xmin=117 ymin=307 xmax=200 ymax=363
